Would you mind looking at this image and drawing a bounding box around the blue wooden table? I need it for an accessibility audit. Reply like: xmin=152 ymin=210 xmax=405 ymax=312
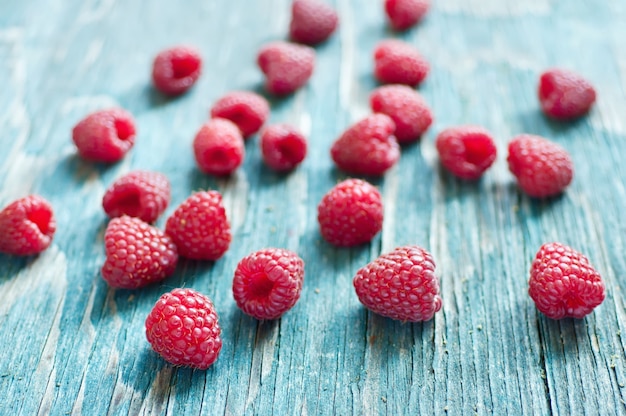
xmin=2 ymin=1 xmax=626 ymax=414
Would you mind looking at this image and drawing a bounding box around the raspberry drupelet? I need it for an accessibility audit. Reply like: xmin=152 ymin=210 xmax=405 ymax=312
xmin=72 ymin=108 xmax=136 ymax=163
xmin=0 ymin=195 xmax=56 ymax=256
xmin=152 ymin=45 xmax=202 ymax=96
xmin=102 ymin=171 xmax=171 ymax=223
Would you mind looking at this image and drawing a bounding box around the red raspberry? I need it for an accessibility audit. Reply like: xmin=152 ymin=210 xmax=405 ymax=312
xmin=370 ymin=84 xmax=433 ymax=144
xmin=210 ymin=91 xmax=270 ymax=139
xmin=260 ymin=124 xmax=308 ymax=172
xmin=331 ymin=114 xmax=400 ymax=176
xmin=538 ymin=68 xmax=596 ymax=120
xmin=232 ymin=248 xmax=305 ymax=320
xmin=353 ymin=245 xmax=442 ymax=322
xmin=102 ymin=171 xmax=171 ymax=223
xmin=193 ymin=118 xmax=245 ymax=176
xmin=435 ymin=126 xmax=497 ymax=180
xmin=151 ymin=45 xmax=202 ymax=96
xmin=257 ymin=41 xmax=315 ymax=96
xmin=289 ymin=0 xmax=339 ymax=45
xmin=385 ymin=0 xmax=430 ymax=31
xmin=374 ymin=39 xmax=429 ymax=87
xmin=101 ymin=216 xmax=178 ymax=289
xmin=165 ymin=191 xmax=231 ymax=261
xmin=72 ymin=108 xmax=136 ymax=163
xmin=0 ymin=195 xmax=56 ymax=256
xmin=317 ymin=179 xmax=383 ymax=247
xmin=507 ymin=134 xmax=574 ymax=198
xmin=529 ymin=242 xmax=605 ymax=319
xmin=145 ymin=288 xmax=222 ymax=369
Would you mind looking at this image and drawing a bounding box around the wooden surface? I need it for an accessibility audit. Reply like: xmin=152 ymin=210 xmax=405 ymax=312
xmin=1 ymin=0 xmax=626 ymax=414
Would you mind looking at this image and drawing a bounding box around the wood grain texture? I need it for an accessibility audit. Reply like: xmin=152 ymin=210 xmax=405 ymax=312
xmin=1 ymin=0 xmax=626 ymax=414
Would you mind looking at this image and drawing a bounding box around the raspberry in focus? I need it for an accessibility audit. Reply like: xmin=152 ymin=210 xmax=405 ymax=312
xmin=102 ymin=171 xmax=171 ymax=223
xmin=435 ymin=125 xmax=497 ymax=180
xmin=210 ymin=91 xmax=270 ymax=139
xmin=193 ymin=118 xmax=245 ymax=176
xmin=385 ymin=0 xmax=430 ymax=31
xmin=72 ymin=108 xmax=136 ymax=163
xmin=152 ymin=45 xmax=202 ymax=96
xmin=289 ymin=0 xmax=339 ymax=45
xmin=257 ymin=41 xmax=315 ymax=96
xmin=0 ymin=195 xmax=56 ymax=256
xmin=260 ymin=124 xmax=308 ymax=172
xmin=374 ymin=39 xmax=429 ymax=87
xmin=538 ymin=68 xmax=596 ymax=120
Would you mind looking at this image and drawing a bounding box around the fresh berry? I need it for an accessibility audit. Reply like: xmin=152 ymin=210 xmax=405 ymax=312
xmin=374 ymin=39 xmax=429 ymax=87
xmin=232 ymin=248 xmax=305 ymax=320
xmin=435 ymin=126 xmax=497 ymax=180
xmin=289 ymin=0 xmax=339 ymax=45
xmin=193 ymin=118 xmax=245 ymax=176
xmin=260 ymin=124 xmax=308 ymax=171
xmin=102 ymin=171 xmax=171 ymax=223
xmin=538 ymin=68 xmax=596 ymax=120
xmin=257 ymin=41 xmax=315 ymax=95
xmin=165 ymin=191 xmax=231 ymax=261
xmin=0 ymin=195 xmax=56 ymax=256
xmin=331 ymin=114 xmax=400 ymax=176
xmin=145 ymin=288 xmax=222 ymax=369
xmin=151 ymin=45 xmax=202 ymax=96
xmin=353 ymin=245 xmax=442 ymax=322
xmin=317 ymin=179 xmax=383 ymax=247
xmin=210 ymin=91 xmax=270 ymax=139
xmin=385 ymin=0 xmax=430 ymax=31
xmin=507 ymin=134 xmax=574 ymax=198
xmin=72 ymin=108 xmax=136 ymax=163
xmin=529 ymin=242 xmax=605 ymax=319
xmin=101 ymin=216 xmax=178 ymax=289
xmin=370 ymin=84 xmax=433 ymax=144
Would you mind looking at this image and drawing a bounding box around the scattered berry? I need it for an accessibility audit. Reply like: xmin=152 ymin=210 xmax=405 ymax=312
xmin=232 ymin=248 xmax=305 ymax=320
xmin=260 ymin=124 xmax=308 ymax=172
xmin=538 ymin=68 xmax=596 ymax=120
xmin=289 ymin=0 xmax=339 ymax=45
xmin=257 ymin=41 xmax=315 ymax=95
xmin=317 ymin=179 xmax=383 ymax=247
xmin=529 ymin=242 xmax=605 ymax=319
xmin=0 ymin=195 xmax=56 ymax=256
xmin=165 ymin=191 xmax=231 ymax=261
xmin=145 ymin=288 xmax=222 ymax=369
xmin=385 ymin=0 xmax=430 ymax=31
xmin=193 ymin=118 xmax=245 ymax=176
xmin=72 ymin=108 xmax=136 ymax=163
xmin=507 ymin=134 xmax=574 ymax=198
xmin=435 ymin=126 xmax=497 ymax=180
xmin=210 ymin=91 xmax=270 ymax=139
xmin=152 ymin=45 xmax=202 ymax=96
xmin=374 ymin=39 xmax=429 ymax=87
xmin=102 ymin=171 xmax=171 ymax=223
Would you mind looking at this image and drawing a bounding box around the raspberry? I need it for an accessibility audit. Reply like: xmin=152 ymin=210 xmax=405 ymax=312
xmin=102 ymin=171 xmax=171 ymax=223
xmin=257 ymin=41 xmax=315 ymax=96
xmin=529 ymin=242 xmax=605 ymax=319
xmin=151 ymin=45 xmax=202 ymax=96
xmin=374 ymin=39 xmax=429 ymax=87
xmin=289 ymin=0 xmax=339 ymax=45
xmin=331 ymin=114 xmax=400 ymax=176
xmin=101 ymin=216 xmax=178 ymax=289
xmin=317 ymin=179 xmax=383 ymax=247
xmin=165 ymin=191 xmax=231 ymax=261
xmin=385 ymin=0 xmax=430 ymax=31
xmin=193 ymin=118 xmax=245 ymax=176
xmin=260 ymin=124 xmax=308 ymax=172
xmin=72 ymin=108 xmax=136 ymax=163
xmin=507 ymin=134 xmax=574 ymax=198
xmin=210 ymin=91 xmax=270 ymax=139
xmin=145 ymin=288 xmax=222 ymax=369
xmin=435 ymin=125 xmax=497 ymax=180
xmin=538 ymin=68 xmax=596 ymax=120
xmin=0 ymin=195 xmax=56 ymax=256
xmin=370 ymin=84 xmax=433 ymax=144
xmin=232 ymin=248 xmax=305 ymax=320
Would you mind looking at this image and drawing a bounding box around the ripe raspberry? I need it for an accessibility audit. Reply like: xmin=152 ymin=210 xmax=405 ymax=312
xmin=101 ymin=216 xmax=178 ymax=289
xmin=374 ymin=39 xmax=429 ymax=87
xmin=193 ymin=118 xmax=245 ymax=176
xmin=102 ymin=171 xmax=171 ymax=223
xmin=165 ymin=191 xmax=231 ymax=261
xmin=435 ymin=126 xmax=497 ymax=180
xmin=289 ymin=0 xmax=339 ymax=45
xmin=385 ymin=0 xmax=430 ymax=31
xmin=210 ymin=91 xmax=270 ymax=139
xmin=529 ymin=242 xmax=605 ymax=319
xmin=145 ymin=288 xmax=222 ymax=369
xmin=232 ymin=248 xmax=305 ymax=320
xmin=370 ymin=84 xmax=433 ymax=144
xmin=353 ymin=245 xmax=442 ymax=322
xmin=260 ymin=124 xmax=308 ymax=172
xmin=538 ymin=68 xmax=596 ymax=120
xmin=257 ymin=41 xmax=315 ymax=96
xmin=331 ymin=114 xmax=400 ymax=176
xmin=317 ymin=179 xmax=383 ymax=247
xmin=72 ymin=108 xmax=136 ymax=163
xmin=0 ymin=195 xmax=56 ymax=256
xmin=507 ymin=134 xmax=574 ymax=198
xmin=151 ymin=45 xmax=202 ymax=96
